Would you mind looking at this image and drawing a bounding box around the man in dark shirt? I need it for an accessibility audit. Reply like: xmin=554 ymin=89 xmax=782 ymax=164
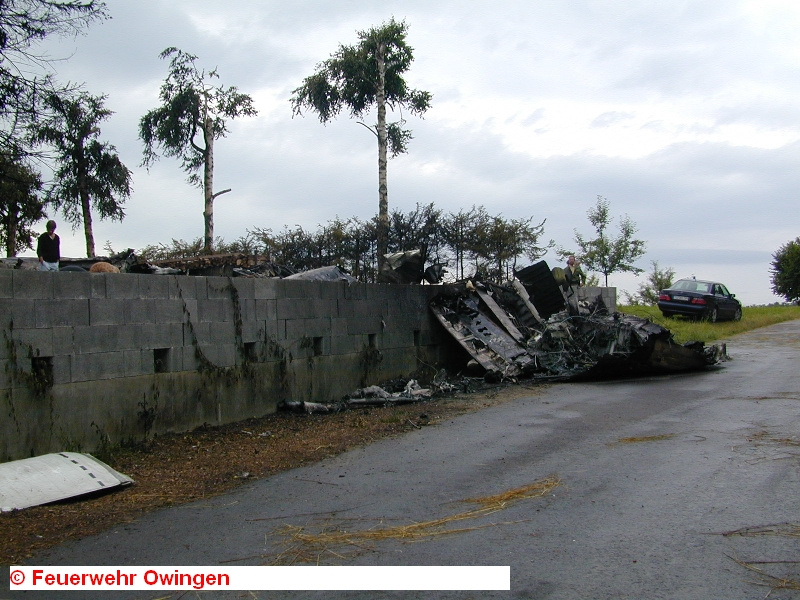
xmin=564 ymin=255 xmax=586 ymax=287
xmin=37 ymin=220 xmax=60 ymax=271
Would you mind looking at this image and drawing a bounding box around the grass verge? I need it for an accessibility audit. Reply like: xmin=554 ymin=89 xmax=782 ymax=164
xmin=618 ymin=304 xmax=800 ymax=344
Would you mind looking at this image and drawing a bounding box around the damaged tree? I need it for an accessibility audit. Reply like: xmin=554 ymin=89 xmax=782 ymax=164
xmin=140 ymin=47 xmax=257 ymax=254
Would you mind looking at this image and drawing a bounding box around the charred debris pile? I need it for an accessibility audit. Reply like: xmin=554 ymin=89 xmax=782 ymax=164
xmin=430 ymin=261 xmax=727 ymax=383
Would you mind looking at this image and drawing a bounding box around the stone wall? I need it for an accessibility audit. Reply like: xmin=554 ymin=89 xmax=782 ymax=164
xmin=0 ymin=270 xmax=447 ymax=462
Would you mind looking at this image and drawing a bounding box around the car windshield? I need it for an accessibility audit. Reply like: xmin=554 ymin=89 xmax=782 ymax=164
xmin=672 ymin=280 xmax=712 ymax=293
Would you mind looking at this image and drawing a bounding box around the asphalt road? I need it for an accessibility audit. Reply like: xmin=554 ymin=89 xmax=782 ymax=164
xmin=9 ymin=319 xmax=800 ymax=600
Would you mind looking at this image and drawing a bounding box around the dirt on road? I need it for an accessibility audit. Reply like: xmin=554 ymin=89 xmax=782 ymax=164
xmin=0 ymin=383 xmax=540 ymax=565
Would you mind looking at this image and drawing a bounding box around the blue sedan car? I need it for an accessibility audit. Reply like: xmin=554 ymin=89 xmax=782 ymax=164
xmin=657 ymin=278 xmax=743 ymax=322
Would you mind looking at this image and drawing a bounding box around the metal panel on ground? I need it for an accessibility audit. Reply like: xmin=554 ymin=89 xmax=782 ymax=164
xmin=0 ymin=452 xmax=133 ymax=512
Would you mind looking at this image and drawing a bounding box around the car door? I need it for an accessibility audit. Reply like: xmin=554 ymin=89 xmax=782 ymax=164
xmin=713 ymin=284 xmax=736 ymax=319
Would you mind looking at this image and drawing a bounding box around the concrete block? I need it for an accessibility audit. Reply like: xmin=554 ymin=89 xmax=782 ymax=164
xmin=126 ymin=298 xmax=157 ymax=324
xmin=276 ymin=297 xmax=314 ymax=320
xmin=11 ymin=328 xmax=54 ymax=357
xmin=282 ymin=279 xmax=317 ymax=299
xmin=330 ymin=335 xmax=361 ymax=355
xmin=103 ymin=273 xmax=139 ymax=298
xmin=7 ymin=298 xmax=35 ymax=329
xmin=173 ymin=276 xmax=201 ymax=300
xmin=275 ymin=319 xmax=287 ymax=341
xmin=207 ymin=277 xmax=234 ymax=299
xmin=186 ymin=321 xmax=209 ymax=346
xmin=331 ymin=317 xmax=348 ymax=337
xmin=35 ymin=298 xmax=89 ymax=328
xmin=139 ymin=322 xmax=183 ymax=349
xmin=231 ymin=277 xmax=255 ymax=301
xmin=312 ymin=297 xmax=337 ymax=317
xmin=346 ymin=311 xmax=382 ymax=335
xmin=89 ymin=298 xmax=127 ymax=326
xmin=153 ymin=299 xmax=185 ymax=324
xmin=0 ymin=269 xmax=11 ymax=298
xmin=198 ymin=298 xmax=233 ymax=323
xmin=255 ymin=298 xmax=276 ymax=322
xmin=70 ymin=351 xmax=127 ymax=382
xmin=198 ymin=343 xmax=236 ymax=368
xmin=53 ymin=271 xmax=102 ymax=299
xmin=180 ymin=345 xmax=198 ymax=371
xmin=52 ymin=327 xmax=74 ymax=356
xmin=74 ymin=324 xmax=140 ymax=354
xmin=52 ymin=355 xmax=71 ymax=385
xmin=207 ymin=320 xmax=237 ymax=346
xmin=123 ymin=350 xmax=150 ymax=377
xmin=264 ymin=319 xmax=279 ymax=342
xmin=285 ymin=317 xmax=332 ymax=340
xmin=181 ymin=298 xmax=198 ymax=322
xmin=137 ymin=274 xmax=173 ymax=299
xmin=237 ymin=298 xmax=256 ymax=322
xmin=253 ymin=277 xmax=280 ymax=300
xmin=241 ymin=320 xmax=263 ymax=343
xmin=0 ymin=298 xmax=13 ymax=330
xmin=379 ymin=328 xmax=414 ymax=350
xmin=0 ymin=359 xmax=11 ymax=389
xmin=13 ymin=271 xmax=54 ymax=299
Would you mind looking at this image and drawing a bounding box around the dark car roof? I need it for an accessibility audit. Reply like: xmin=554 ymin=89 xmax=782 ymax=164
xmin=673 ymin=278 xmax=716 ymax=285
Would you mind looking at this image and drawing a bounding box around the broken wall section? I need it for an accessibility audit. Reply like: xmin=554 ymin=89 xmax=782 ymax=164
xmin=0 ymin=270 xmax=449 ymax=462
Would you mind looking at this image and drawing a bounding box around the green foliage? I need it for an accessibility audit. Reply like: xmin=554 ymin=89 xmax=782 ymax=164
xmin=291 ymin=18 xmax=432 ymax=130
xmin=142 ymin=203 xmax=553 ymax=286
xmin=140 ymin=47 xmax=257 ymax=178
xmin=137 ymin=236 xmax=242 ymax=262
xmin=291 ymin=18 xmax=431 ymax=266
xmin=139 ymin=47 xmax=257 ymax=253
xmin=0 ymin=152 xmax=45 ymax=256
xmin=32 ymin=91 xmax=131 ymax=257
xmin=771 ymin=237 xmax=800 ymax=303
xmin=624 ymin=260 xmax=675 ymax=305
xmin=0 ymin=1 xmax=108 ymax=157
xmin=568 ymin=195 xmax=646 ymax=287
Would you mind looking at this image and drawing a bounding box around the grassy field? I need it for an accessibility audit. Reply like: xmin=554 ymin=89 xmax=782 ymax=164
xmin=618 ymin=304 xmax=800 ymax=344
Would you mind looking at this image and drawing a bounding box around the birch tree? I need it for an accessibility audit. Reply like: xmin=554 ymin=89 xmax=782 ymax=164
xmin=140 ymin=47 xmax=257 ymax=254
xmin=290 ymin=18 xmax=431 ymax=269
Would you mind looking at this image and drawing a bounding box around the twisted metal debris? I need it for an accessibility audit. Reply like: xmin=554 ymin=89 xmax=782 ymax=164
xmin=430 ymin=261 xmax=727 ymax=381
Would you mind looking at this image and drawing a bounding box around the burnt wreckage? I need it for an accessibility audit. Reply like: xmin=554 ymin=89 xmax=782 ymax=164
xmin=430 ymin=261 xmax=727 ymax=381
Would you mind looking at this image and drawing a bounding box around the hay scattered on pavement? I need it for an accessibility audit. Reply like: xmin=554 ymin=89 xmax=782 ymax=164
xmin=269 ymin=475 xmax=561 ymax=564
xmin=721 ymin=523 xmax=800 ymax=538
xmin=609 ymin=433 xmax=676 ymax=446
xmin=729 ymin=555 xmax=800 ymax=592
xmin=749 ymin=430 xmax=800 ymax=447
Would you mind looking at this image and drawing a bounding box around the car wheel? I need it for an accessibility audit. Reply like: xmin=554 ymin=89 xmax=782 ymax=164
xmin=704 ymin=306 xmax=718 ymax=323
xmin=661 ymin=311 xmax=673 ymax=318
xmin=733 ymin=307 xmax=742 ymax=321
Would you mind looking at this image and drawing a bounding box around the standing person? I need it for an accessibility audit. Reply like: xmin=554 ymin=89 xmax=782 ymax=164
xmin=564 ymin=255 xmax=585 ymax=287
xmin=37 ymin=220 xmax=60 ymax=271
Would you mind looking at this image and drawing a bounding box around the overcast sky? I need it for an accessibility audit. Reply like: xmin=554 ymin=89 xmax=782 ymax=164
xmin=31 ymin=0 xmax=800 ymax=305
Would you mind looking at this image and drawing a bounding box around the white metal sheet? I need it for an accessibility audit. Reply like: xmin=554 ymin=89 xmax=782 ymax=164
xmin=0 ymin=452 xmax=133 ymax=512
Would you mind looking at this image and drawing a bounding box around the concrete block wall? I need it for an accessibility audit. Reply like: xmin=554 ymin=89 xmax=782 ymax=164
xmin=0 ymin=270 xmax=446 ymax=462
xmin=577 ymin=286 xmax=617 ymax=312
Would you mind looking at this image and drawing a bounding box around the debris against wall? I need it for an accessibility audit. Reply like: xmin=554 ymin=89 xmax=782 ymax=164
xmin=430 ymin=262 xmax=726 ymax=381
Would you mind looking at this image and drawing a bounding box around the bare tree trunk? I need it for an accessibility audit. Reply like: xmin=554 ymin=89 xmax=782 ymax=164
xmin=376 ymin=42 xmax=389 ymax=271
xmin=80 ymin=189 xmax=95 ymax=258
xmin=203 ymin=116 xmax=214 ymax=254
xmin=5 ymin=206 xmax=17 ymax=257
